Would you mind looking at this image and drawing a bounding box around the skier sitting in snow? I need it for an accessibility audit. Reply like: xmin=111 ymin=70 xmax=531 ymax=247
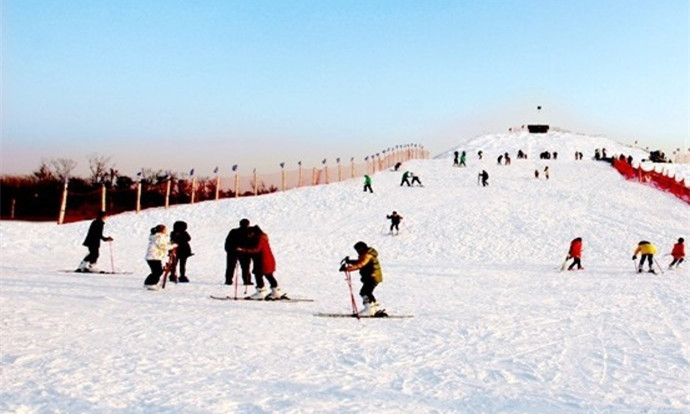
xmin=144 ymin=225 xmax=177 ymax=289
xmin=669 ymin=237 xmax=685 ymax=269
xmin=77 ymin=210 xmax=113 ymax=273
xmin=339 ymin=241 xmax=384 ymax=316
xmin=386 ymin=211 xmax=403 ymax=234
xmin=567 ymin=237 xmax=583 ymax=271
xmin=633 ymin=241 xmax=657 ymax=274
xmin=237 ymin=226 xmax=285 ymax=300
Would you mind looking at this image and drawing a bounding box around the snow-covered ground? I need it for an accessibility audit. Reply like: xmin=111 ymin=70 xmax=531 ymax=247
xmin=1 ymin=131 xmax=689 ymax=414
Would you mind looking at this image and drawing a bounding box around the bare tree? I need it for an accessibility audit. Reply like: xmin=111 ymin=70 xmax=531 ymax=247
xmin=87 ymin=153 xmax=113 ymax=185
xmin=33 ymin=159 xmax=55 ymax=182
xmin=51 ymin=158 xmax=77 ymax=181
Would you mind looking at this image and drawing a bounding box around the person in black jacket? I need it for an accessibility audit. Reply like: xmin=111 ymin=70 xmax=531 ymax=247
xmin=224 ymin=218 xmax=253 ymax=285
xmin=386 ymin=211 xmax=403 ymax=234
xmin=77 ymin=211 xmax=113 ymax=272
xmin=170 ymin=221 xmax=193 ymax=283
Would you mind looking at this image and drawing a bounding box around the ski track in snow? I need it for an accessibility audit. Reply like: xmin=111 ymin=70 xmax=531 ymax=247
xmin=1 ymin=132 xmax=689 ymax=413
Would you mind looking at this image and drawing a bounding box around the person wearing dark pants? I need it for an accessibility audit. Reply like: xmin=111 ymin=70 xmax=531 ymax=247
xmin=633 ymin=240 xmax=657 ymax=273
xmin=77 ymin=211 xmax=113 ymax=272
xmin=224 ymin=218 xmax=253 ymax=285
xmin=340 ymin=241 xmax=384 ymax=316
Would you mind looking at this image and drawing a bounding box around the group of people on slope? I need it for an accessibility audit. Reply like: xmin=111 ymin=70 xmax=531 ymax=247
xmin=563 ymin=237 xmax=685 ymax=273
xmin=76 ymin=212 xmax=384 ymax=315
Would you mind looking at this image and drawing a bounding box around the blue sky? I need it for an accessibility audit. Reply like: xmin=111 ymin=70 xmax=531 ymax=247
xmin=2 ymin=0 xmax=688 ymax=177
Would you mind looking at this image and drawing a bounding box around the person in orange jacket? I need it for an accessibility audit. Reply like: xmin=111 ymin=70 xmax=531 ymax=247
xmin=567 ymin=237 xmax=583 ymax=271
xmin=669 ymin=237 xmax=685 ymax=269
xmin=633 ymin=240 xmax=657 ymax=274
xmin=238 ymin=226 xmax=286 ymax=300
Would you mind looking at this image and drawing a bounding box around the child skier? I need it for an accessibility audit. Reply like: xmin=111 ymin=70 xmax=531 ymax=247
xmin=170 ymin=221 xmax=192 ymax=283
xmin=77 ymin=211 xmax=113 ymax=272
xmin=144 ymin=225 xmax=177 ymax=289
xmin=633 ymin=240 xmax=657 ymax=274
xmin=410 ymin=172 xmax=423 ymax=186
xmin=566 ymin=237 xmax=583 ymax=270
xmin=669 ymin=237 xmax=685 ymax=269
xmin=386 ymin=211 xmax=403 ymax=234
xmin=339 ymin=241 xmax=384 ymax=316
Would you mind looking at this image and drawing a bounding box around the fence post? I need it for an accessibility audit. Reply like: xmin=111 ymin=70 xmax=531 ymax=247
xmin=253 ymin=169 xmax=258 ymax=196
xmin=215 ymin=174 xmax=220 ymax=200
xmin=136 ymin=180 xmax=142 ymax=213
xmin=351 ymin=157 xmax=355 ymax=179
xmin=10 ymin=198 xmax=16 ymax=219
xmin=190 ymin=177 xmax=197 ymax=204
xmin=101 ymin=183 xmax=107 ymax=212
xmin=165 ymin=179 xmax=171 ymax=209
xmin=57 ymin=178 xmax=68 ymax=225
xmin=234 ymin=173 xmax=239 ymax=198
xmin=280 ymin=163 xmax=286 ymax=191
xmin=298 ymin=162 xmax=303 ymax=188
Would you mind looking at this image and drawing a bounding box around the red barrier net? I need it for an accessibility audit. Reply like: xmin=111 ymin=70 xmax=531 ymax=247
xmin=613 ymin=159 xmax=690 ymax=204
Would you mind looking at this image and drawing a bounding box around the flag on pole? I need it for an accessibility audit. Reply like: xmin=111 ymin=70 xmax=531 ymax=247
xmin=232 ymin=165 xmax=238 ymax=172
xmin=189 ymin=168 xmax=195 ymax=176
xmin=322 ymin=158 xmax=327 ymax=164
xmin=213 ymin=166 xmax=219 ymax=174
xmin=280 ymin=162 xmax=285 ymax=168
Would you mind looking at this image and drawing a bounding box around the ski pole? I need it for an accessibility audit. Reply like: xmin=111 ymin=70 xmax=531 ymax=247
xmin=344 ymin=270 xmax=360 ymax=319
xmin=234 ymin=264 xmax=239 ymax=300
xmin=653 ymin=257 xmax=665 ymax=274
xmin=108 ymin=241 xmax=115 ymax=274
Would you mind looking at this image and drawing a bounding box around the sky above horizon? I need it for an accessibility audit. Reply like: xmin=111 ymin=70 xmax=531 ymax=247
xmin=2 ymin=0 xmax=689 ymax=177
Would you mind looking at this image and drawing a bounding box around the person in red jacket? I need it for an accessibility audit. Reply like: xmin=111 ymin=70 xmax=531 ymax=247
xmin=238 ymin=226 xmax=286 ymax=300
xmin=669 ymin=237 xmax=685 ymax=269
xmin=567 ymin=237 xmax=583 ymax=271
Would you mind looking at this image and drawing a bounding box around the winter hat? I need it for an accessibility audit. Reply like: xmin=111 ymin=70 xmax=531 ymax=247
xmin=353 ymin=241 xmax=368 ymax=253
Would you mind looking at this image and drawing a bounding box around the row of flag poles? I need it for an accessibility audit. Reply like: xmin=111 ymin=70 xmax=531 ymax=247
xmin=57 ymin=145 xmax=427 ymax=224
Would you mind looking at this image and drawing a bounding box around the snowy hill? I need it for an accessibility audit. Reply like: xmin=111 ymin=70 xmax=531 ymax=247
xmin=1 ymin=131 xmax=689 ymax=413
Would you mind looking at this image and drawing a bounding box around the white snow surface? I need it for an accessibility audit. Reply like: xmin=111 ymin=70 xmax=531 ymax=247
xmin=2 ymin=131 xmax=689 ymax=414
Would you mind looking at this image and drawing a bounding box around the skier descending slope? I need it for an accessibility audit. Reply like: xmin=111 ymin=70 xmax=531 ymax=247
xmin=633 ymin=240 xmax=658 ymax=274
xmin=339 ymin=241 xmax=386 ymax=316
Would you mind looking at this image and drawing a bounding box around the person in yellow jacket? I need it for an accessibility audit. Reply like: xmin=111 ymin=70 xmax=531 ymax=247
xmin=340 ymin=241 xmax=384 ymax=316
xmin=633 ymin=240 xmax=657 ymax=274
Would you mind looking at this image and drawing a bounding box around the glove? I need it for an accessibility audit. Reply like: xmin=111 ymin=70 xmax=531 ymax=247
xmin=105 ymin=237 xmax=114 ymax=242
xmin=632 ymin=256 xmax=637 ymax=260
xmin=339 ymin=264 xmax=347 ymax=272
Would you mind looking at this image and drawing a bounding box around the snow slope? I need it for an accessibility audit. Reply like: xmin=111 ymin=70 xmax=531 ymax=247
xmin=1 ymin=131 xmax=689 ymax=414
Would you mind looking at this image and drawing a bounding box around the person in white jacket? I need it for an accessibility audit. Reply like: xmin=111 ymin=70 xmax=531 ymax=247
xmin=144 ymin=224 xmax=177 ymax=289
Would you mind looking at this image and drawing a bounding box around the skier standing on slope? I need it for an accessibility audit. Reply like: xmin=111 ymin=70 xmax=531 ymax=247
xmin=479 ymin=170 xmax=489 ymax=187
xmin=566 ymin=237 xmax=584 ymax=271
xmin=363 ymin=175 xmax=373 ymax=193
xmin=386 ymin=211 xmax=403 ymax=234
xmin=669 ymin=237 xmax=685 ymax=269
xmin=144 ymin=224 xmax=177 ymax=289
xmin=633 ymin=241 xmax=657 ymax=274
xmin=77 ymin=211 xmax=113 ymax=272
xmin=340 ymin=241 xmax=384 ymax=316
xmin=400 ymin=171 xmax=411 ymax=186
xmin=237 ymin=226 xmax=286 ymax=300
xmin=224 ymin=219 xmax=253 ymax=286
xmin=460 ymin=151 xmax=467 ymax=167
xmin=169 ymin=221 xmax=192 ymax=283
